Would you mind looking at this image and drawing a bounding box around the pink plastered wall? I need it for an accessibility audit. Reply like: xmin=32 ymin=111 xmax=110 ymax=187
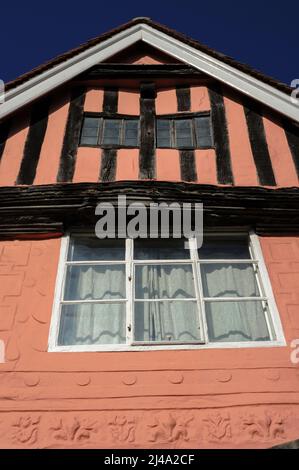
xmin=0 ymin=235 xmax=298 ymax=448
xmin=106 ymin=43 xmax=181 ymax=65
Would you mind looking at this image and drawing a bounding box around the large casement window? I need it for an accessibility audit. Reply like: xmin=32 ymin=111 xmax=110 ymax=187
xmin=79 ymin=113 xmax=213 ymax=150
xmin=48 ymin=233 xmax=285 ymax=352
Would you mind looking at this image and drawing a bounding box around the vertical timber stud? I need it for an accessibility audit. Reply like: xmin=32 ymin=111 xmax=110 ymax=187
xmin=99 ymin=87 xmax=119 ymax=181
xmin=139 ymin=83 xmax=156 ymax=179
xmin=0 ymin=120 xmax=10 ymax=162
xmin=17 ymin=98 xmax=50 ymax=184
xmin=244 ymin=100 xmax=276 ymax=186
xmin=285 ymin=122 xmax=299 ymax=178
xmin=180 ymin=150 xmax=197 ymax=182
xmin=102 ymin=87 xmax=118 ymax=114
xmin=209 ymin=86 xmax=234 ymax=185
xmin=57 ymin=87 xmax=86 ymax=182
xmin=100 ymin=149 xmax=117 ymax=182
xmin=176 ymin=86 xmax=191 ymax=112
xmin=176 ymin=85 xmax=197 ymax=181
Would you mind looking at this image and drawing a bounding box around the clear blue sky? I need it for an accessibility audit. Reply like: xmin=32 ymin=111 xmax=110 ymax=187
xmin=1 ymin=0 xmax=296 ymax=85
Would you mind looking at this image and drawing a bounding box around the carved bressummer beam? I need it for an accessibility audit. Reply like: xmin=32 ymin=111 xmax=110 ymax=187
xmin=0 ymin=181 xmax=298 ymax=237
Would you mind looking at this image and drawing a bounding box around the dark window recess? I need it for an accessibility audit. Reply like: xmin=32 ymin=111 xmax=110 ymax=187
xmin=156 ymin=119 xmax=171 ymax=147
xmin=80 ymin=117 xmax=101 ymax=145
xmin=156 ymin=115 xmax=213 ymax=149
xmin=175 ymin=120 xmax=193 ymax=148
xmin=80 ymin=116 xmax=139 ymax=147
xmin=195 ymin=116 xmax=213 ymax=148
xmin=124 ymin=120 xmax=139 ymax=147
xmin=102 ymin=119 xmax=121 ymax=145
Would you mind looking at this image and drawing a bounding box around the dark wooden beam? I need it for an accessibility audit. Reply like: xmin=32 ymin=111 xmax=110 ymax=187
xmin=100 ymin=148 xmax=117 ymax=181
xmin=79 ymin=64 xmax=205 ymax=79
xmin=153 ymin=111 xmax=209 ymax=120
xmin=209 ymin=86 xmax=234 ymax=185
xmin=179 ymin=150 xmax=197 ymax=182
xmin=0 ymin=182 xmax=298 ymax=236
xmin=285 ymin=122 xmax=299 ymax=178
xmin=103 ymin=87 xmax=118 ymax=114
xmin=176 ymin=86 xmax=191 ymax=112
xmin=139 ymin=83 xmax=156 ymax=179
xmin=99 ymin=91 xmax=119 ymax=180
xmin=84 ymin=111 xmax=210 ymax=120
xmin=57 ymin=87 xmax=86 ymax=182
xmin=244 ymin=102 xmax=276 ymax=186
xmin=0 ymin=120 xmax=11 ymax=161
xmin=17 ymin=99 xmax=50 ymax=185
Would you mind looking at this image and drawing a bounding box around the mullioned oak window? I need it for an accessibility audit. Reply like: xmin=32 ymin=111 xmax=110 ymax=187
xmin=79 ymin=114 xmax=213 ymax=149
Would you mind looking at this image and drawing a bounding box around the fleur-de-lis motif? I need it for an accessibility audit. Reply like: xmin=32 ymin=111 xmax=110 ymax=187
xmin=203 ymin=413 xmax=231 ymax=441
xmin=108 ymin=416 xmax=136 ymax=443
xmin=50 ymin=416 xmax=97 ymax=443
xmin=147 ymin=413 xmax=193 ymax=443
xmin=12 ymin=415 xmax=40 ymax=445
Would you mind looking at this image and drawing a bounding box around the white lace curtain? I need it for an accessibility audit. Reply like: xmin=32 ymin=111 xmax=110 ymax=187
xmin=202 ymin=263 xmax=270 ymax=342
xmin=58 ymin=261 xmax=270 ymax=345
xmin=134 ymin=264 xmax=200 ymax=342
xmin=59 ymin=265 xmax=126 ymax=345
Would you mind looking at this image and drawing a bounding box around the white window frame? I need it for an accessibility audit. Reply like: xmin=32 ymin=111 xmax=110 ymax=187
xmin=48 ymin=231 xmax=286 ymax=352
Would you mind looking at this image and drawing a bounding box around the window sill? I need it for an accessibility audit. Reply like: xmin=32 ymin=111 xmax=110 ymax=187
xmin=48 ymin=340 xmax=286 ymax=353
xmin=78 ymin=144 xmax=215 ymax=150
xmin=78 ymin=144 xmax=140 ymax=149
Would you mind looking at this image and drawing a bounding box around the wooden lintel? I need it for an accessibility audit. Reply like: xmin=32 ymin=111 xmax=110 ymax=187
xmin=0 ymin=182 xmax=298 ymax=236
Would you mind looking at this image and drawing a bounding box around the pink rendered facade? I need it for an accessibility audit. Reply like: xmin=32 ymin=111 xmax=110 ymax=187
xmin=0 ymin=21 xmax=299 ymax=449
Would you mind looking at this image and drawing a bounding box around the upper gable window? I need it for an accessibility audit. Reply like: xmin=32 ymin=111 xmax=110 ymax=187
xmin=80 ymin=114 xmax=213 ymax=150
xmin=80 ymin=117 xmax=139 ymax=148
xmin=156 ymin=115 xmax=213 ymax=149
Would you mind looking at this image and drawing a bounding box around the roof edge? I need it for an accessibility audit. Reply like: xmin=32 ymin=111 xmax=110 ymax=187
xmin=4 ymin=17 xmax=292 ymax=95
xmin=1 ymin=18 xmax=298 ymax=123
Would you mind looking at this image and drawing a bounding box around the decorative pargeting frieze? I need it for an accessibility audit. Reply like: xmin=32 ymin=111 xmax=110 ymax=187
xmin=0 ymin=407 xmax=295 ymax=448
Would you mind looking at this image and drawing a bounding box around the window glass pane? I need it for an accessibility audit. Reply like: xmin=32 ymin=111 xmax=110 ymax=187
xmin=134 ymin=301 xmax=201 ymax=342
xmin=83 ymin=117 xmax=100 ymax=129
xmin=124 ymin=120 xmax=139 ymax=146
xmin=201 ymin=263 xmax=260 ymax=298
xmin=134 ymin=239 xmax=190 ymax=260
xmin=135 ymin=264 xmax=196 ymax=299
xmin=195 ymin=116 xmax=213 ymax=148
xmin=81 ymin=137 xmax=98 ymax=145
xmin=58 ymin=303 xmax=126 ymax=345
xmin=175 ymin=120 xmax=193 ymax=148
xmin=64 ymin=265 xmax=126 ymax=300
xmin=68 ymin=238 xmax=125 ymax=262
xmin=80 ymin=117 xmax=100 ymax=145
xmin=102 ymin=119 xmax=121 ymax=145
xmin=198 ymin=237 xmax=251 ymax=259
xmin=157 ymin=119 xmax=171 ymax=148
xmin=205 ymin=301 xmax=271 ymax=342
